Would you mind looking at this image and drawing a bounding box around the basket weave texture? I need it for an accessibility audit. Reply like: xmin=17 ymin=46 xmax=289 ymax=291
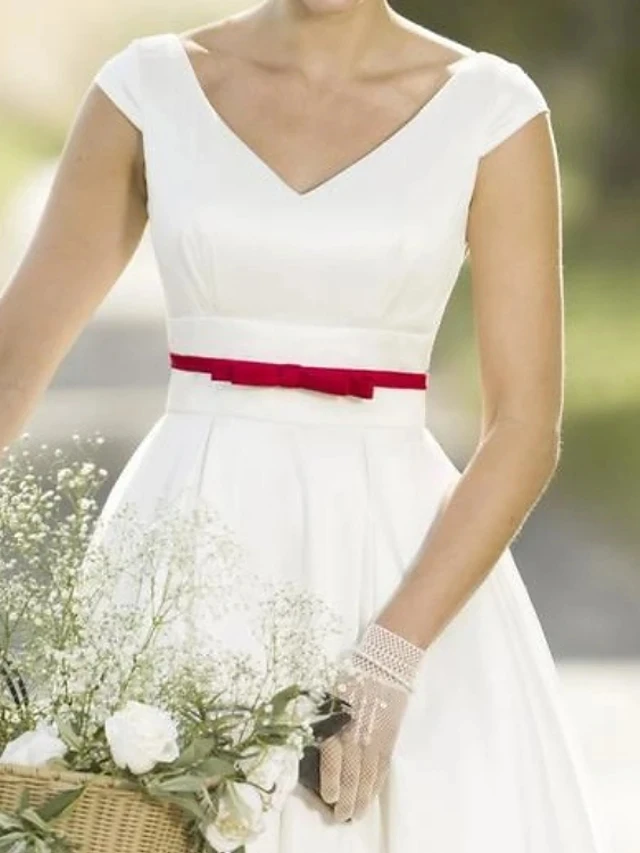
xmin=0 ymin=763 xmax=200 ymax=853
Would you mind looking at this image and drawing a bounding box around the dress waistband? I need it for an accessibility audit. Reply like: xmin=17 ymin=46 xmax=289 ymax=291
xmin=163 ymin=316 xmax=432 ymax=427
xmin=169 ymin=353 xmax=429 ymax=398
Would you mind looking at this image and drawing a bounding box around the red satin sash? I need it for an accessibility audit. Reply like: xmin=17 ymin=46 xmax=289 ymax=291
xmin=169 ymin=352 xmax=428 ymax=400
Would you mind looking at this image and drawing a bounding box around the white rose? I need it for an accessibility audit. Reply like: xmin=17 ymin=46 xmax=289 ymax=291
xmin=238 ymin=744 xmax=300 ymax=811
xmin=286 ymin=729 xmax=307 ymax=758
xmin=0 ymin=721 xmax=67 ymax=767
xmin=282 ymin=694 xmax=317 ymax=725
xmin=105 ymin=701 xmax=179 ymax=775
xmin=201 ymin=781 xmax=266 ymax=852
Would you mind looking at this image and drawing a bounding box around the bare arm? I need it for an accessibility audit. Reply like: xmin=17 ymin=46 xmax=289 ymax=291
xmin=376 ymin=109 xmax=563 ymax=648
xmin=0 ymin=82 xmax=148 ymax=455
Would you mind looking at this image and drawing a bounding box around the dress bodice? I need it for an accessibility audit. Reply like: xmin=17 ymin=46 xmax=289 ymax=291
xmin=93 ymin=32 xmax=549 ymax=371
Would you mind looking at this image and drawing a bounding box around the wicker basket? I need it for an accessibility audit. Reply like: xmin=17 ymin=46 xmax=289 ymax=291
xmin=0 ymin=763 xmax=201 ymax=853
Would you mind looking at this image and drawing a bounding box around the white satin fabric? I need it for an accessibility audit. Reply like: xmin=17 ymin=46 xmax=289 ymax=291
xmin=89 ymin=32 xmax=610 ymax=852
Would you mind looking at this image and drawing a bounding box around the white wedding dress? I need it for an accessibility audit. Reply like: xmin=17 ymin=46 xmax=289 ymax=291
xmin=90 ymin=32 xmax=610 ymax=853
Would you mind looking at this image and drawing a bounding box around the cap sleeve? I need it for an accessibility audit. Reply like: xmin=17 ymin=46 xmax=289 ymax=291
xmin=92 ymin=38 xmax=142 ymax=130
xmin=479 ymin=58 xmax=550 ymax=158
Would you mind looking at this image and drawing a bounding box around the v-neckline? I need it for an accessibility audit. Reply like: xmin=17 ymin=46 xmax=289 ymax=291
xmin=168 ymin=32 xmax=481 ymax=200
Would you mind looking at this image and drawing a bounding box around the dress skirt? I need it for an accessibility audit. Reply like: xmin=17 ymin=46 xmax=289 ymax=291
xmin=86 ymin=316 xmax=609 ymax=853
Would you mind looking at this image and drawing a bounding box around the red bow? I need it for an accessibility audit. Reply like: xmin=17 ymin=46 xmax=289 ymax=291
xmin=169 ymin=353 xmax=427 ymax=399
xmin=209 ymin=360 xmax=376 ymax=399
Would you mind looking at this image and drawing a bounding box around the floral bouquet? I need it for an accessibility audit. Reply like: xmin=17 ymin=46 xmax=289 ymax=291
xmin=0 ymin=433 xmax=352 ymax=853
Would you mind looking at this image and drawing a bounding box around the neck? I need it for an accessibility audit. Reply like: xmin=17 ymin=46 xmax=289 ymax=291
xmin=252 ymin=0 xmax=401 ymax=80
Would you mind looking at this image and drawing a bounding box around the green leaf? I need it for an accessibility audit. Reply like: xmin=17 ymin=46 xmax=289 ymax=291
xmin=195 ymin=757 xmax=235 ymax=778
xmin=148 ymin=776 xmax=206 ymax=795
xmin=17 ymin=791 xmax=29 ymax=813
xmin=54 ymin=718 xmax=82 ymax=753
xmin=33 ymin=839 xmax=52 ymax=853
xmin=173 ymin=738 xmax=216 ymax=769
xmin=269 ymin=684 xmax=301 ymax=717
xmin=258 ymin=723 xmax=300 ymax=736
xmin=36 ymin=787 xmax=86 ymax=823
xmin=0 ymin=833 xmax=27 ymax=851
xmin=150 ymin=794 xmax=207 ymax=822
xmin=18 ymin=808 xmax=50 ymax=833
xmin=0 ymin=814 xmax=23 ymax=831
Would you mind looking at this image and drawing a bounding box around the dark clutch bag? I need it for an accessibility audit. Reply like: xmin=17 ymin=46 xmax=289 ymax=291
xmin=297 ymin=692 xmax=352 ymax=801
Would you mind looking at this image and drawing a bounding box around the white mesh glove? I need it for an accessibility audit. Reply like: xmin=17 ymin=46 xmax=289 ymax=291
xmin=319 ymin=621 xmax=424 ymax=822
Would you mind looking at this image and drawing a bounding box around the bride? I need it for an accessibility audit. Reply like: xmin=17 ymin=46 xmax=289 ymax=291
xmin=0 ymin=0 xmax=609 ymax=850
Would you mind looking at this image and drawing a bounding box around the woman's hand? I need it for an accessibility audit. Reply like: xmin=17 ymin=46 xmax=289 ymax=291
xmin=318 ymin=622 xmax=425 ymax=822
xmin=318 ymin=666 xmax=410 ymax=821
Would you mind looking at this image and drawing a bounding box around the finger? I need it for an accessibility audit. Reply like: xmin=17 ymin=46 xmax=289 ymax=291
xmin=353 ymin=748 xmax=378 ymax=819
xmin=319 ymin=736 xmax=342 ymax=805
xmin=370 ymin=751 xmax=391 ymax=801
xmin=333 ymin=737 xmax=361 ymax=822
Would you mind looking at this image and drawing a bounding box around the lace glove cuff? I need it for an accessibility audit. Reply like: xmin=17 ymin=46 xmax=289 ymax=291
xmin=340 ymin=622 xmax=425 ymax=693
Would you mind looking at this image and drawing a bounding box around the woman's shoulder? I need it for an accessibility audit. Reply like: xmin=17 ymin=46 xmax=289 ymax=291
xmin=471 ymin=48 xmax=547 ymax=94
xmin=473 ymin=49 xmax=549 ymax=113
xmin=92 ymin=32 xmax=177 ymax=84
xmin=401 ymin=28 xmax=552 ymax=157
xmin=421 ymin=37 xmax=550 ymax=134
xmin=94 ymin=31 xmax=188 ymax=78
xmin=91 ymin=32 xmax=181 ymax=130
xmin=387 ymin=25 xmax=546 ymax=105
xmin=467 ymin=50 xmax=551 ymax=157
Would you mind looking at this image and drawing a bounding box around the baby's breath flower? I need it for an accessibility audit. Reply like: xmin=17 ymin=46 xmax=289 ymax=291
xmin=0 ymin=437 xmax=343 ymax=774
